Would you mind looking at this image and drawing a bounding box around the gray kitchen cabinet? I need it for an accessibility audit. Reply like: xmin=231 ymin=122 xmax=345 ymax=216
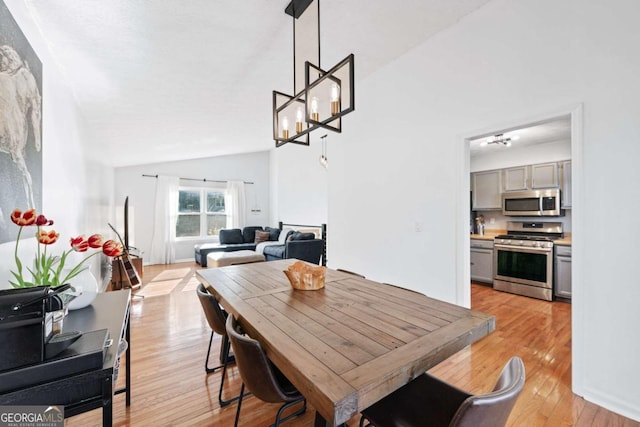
xmin=504 ymin=166 xmax=528 ymax=191
xmin=472 ymin=170 xmax=502 ymax=210
xmin=470 ymin=239 xmax=493 ymax=284
xmin=555 ymin=245 xmax=572 ymax=299
xmin=531 ymin=162 xmax=558 ymax=189
xmin=560 ymin=160 xmax=572 ymax=208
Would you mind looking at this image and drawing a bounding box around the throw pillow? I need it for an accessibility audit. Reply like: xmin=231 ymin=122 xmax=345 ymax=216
xmin=219 ymin=229 xmax=243 ymax=244
xmin=265 ymin=226 xmax=281 ymax=241
xmin=254 ymin=231 xmax=270 ymax=244
xmin=242 ymin=226 xmax=264 ymax=243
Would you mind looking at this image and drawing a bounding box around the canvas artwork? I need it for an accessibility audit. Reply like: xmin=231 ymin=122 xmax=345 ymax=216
xmin=0 ymin=0 xmax=43 ymax=244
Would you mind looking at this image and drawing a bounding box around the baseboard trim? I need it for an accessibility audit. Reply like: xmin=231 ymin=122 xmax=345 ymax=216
xmin=582 ymin=386 xmax=640 ymax=422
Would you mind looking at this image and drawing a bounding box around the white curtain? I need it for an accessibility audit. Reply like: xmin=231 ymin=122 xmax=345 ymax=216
xmin=149 ymin=175 xmax=179 ymax=264
xmin=225 ymin=180 xmax=246 ymax=229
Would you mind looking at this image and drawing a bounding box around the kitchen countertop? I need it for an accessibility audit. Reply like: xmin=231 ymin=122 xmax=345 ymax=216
xmin=471 ymin=231 xmax=572 ymax=246
xmin=470 ymin=230 xmax=505 ymax=241
xmin=555 ymin=233 xmax=572 ymax=246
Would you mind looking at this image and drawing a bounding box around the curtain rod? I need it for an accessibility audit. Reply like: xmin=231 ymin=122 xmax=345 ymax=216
xmin=142 ymin=174 xmax=254 ymax=185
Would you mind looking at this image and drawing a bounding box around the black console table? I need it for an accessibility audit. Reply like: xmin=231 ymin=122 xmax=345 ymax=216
xmin=0 ymin=290 xmax=131 ymax=426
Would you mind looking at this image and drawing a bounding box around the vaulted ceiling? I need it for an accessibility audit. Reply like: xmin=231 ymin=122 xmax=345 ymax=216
xmin=23 ymin=0 xmax=493 ymax=166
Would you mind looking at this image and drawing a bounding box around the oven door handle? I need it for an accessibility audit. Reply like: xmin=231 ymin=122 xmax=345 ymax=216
xmin=494 ymin=243 xmax=553 ymax=254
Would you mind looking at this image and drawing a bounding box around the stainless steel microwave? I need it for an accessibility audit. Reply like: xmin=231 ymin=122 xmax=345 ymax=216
xmin=502 ymin=189 xmax=564 ymax=217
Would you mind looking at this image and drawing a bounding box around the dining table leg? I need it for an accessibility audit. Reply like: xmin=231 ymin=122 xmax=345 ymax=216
xmin=314 ymin=411 xmax=347 ymax=427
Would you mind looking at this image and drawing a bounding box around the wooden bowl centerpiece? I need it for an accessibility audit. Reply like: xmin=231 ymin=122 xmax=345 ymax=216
xmin=284 ymin=261 xmax=326 ymax=291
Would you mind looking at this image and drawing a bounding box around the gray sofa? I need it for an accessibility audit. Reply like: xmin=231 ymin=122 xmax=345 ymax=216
xmin=262 ymin=232 xmax=324 ymax=265
xmin=194 ymin=226 xmax=273 ymax=267
xmin=195 ymin=226 xmax=325 ymax=267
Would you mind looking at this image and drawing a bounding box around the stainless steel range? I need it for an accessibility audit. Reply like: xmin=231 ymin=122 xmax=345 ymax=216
xmin=493 ymin=221 xmax=563 ymax=301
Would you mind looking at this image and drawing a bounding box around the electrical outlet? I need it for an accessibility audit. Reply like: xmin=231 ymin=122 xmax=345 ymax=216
xmin=414 ymin=221 xmax=423 ymax=232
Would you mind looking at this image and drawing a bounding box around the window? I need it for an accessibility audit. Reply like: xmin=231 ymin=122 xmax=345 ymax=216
xmin=176 ymin=187 xmax=227 ymax=238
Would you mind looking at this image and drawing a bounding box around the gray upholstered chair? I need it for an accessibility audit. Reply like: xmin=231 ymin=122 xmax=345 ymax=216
xmin=196 ymin=283 xmax=243 ymax=407
xmin=226 ymin=314 xmax=306 ymax=427
xmin=360 ymin=356 xmax=525 ymax=427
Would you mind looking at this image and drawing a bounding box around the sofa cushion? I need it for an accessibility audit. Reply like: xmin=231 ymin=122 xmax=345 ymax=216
xmin=223 ymin=243 xmax=257 ymax=252
xmin=265 ymin=226 xmax=281 ymax=241
xmin=289 ymin=232 xmax=315 ymax=241
xmin=263 ymin=244 xmax=286 ymax=259
xmin=255 ymin=241 xmax=282 ymax=254
xmin=254 ymin=231 xmax=270 ymax=244
xmin=219 ymin=228 xmax=243 ymax=244
xmin=242 ymin=226 xmax=264 ymax=243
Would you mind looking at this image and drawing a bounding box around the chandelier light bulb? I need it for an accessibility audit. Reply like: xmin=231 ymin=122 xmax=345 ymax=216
xmin=330 ymin=83 xmax=340 ymax=116
xmin=282 ymin=116 xmax=289 ymax=139
xmin=310 ymin=97 xmax=319 ymax=121
xmin=296 ymin=108 xmax=303 ymax=133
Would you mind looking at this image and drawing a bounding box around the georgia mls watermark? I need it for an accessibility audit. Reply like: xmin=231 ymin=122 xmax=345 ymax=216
xmin=0 ymin=406 xmax=64 ymax=427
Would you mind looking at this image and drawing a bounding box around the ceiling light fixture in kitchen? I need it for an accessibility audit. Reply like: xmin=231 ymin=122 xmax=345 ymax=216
xmin=480 ymin=134 xmax=520 ymax=147
xmin=273 ymin=0 xmax=355 ymax=147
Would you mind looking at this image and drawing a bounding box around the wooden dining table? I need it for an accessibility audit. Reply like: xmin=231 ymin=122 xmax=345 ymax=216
xmin=197 ymin=259 xmax=495 ymax=426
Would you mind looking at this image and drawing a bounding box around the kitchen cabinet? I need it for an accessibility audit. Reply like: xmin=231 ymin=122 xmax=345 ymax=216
xmin=472 ymin=170 xmax=502 ymax=210
xmin=555 ymin=245 xmax=571 ymax=299
xmin=504 ymin=167 xmax=528 ymax=191
xmin=531 ymin=162 xmax=558 ymax=189
xmin=470 ymin=239 xmax=493 ymax=284
xmin=560 ymin=160 xmax=572 ymax=208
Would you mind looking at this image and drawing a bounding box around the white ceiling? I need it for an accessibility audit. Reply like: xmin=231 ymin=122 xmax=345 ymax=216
xmin=22 ymin=0 xmax=492 ymax=167
xmin=469 ymin=117 xmax=572 ymax=157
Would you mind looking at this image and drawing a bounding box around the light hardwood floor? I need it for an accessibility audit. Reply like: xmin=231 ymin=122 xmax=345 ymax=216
xmin=66 ymin=262 xmax=639 ymax=427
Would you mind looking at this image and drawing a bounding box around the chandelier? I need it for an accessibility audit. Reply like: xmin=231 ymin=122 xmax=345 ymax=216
xmin=481 ymin=133 xmax=520 ymax=147
xmin=273 ymin=0 xmax=355 ymax=147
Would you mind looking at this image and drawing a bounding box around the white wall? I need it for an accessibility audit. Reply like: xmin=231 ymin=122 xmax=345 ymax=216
xmin=270 ymin=136 xmax=328 ymax=227
xmin=322 ymin=0 xmax=640 ymax=421
xmin=0 ymin=1 xmax=114 ymax=290
xmin=113 ymin=151 xmax=270 ymax=263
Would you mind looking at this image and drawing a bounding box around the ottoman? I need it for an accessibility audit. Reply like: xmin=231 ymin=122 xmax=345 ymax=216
xmin=206 ymin=250 xmax=265 ymax=268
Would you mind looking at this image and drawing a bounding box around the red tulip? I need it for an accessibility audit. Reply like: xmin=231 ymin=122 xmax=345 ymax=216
xmin=37 ymin=229 xmax=59 ymax=245
xmin=102 ymin=240 xmax=123 ymax=257
xmin=11 ymin=208 xmax=37 ymax=226
xmin=35 ymin=214 xmax=54 ymax=226
xmin=70 ymin=236 xmax=89 ymax=252
xmin=88 ymin=234 xmax=103 ymax=249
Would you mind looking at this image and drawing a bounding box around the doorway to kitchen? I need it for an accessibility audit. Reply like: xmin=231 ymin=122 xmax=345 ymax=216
xmin=469 ymin=115 xmax=572 ymax=299
xmin=457 ymin=103 xmax=584 ymax=394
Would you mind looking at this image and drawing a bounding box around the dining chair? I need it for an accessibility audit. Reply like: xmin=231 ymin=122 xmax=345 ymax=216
xmin=359 ymin=356 xmax=525 ymax=427
xmin=225 ymin=313 xmax=307 ymax=427
xmin=196 ymin=283 xmax=243 ymax=407
xmin=337 ymin=268 xmax=365 ymax=278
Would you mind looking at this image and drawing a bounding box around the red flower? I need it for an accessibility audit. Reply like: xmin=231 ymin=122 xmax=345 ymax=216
xmin=11 ymin=209 xmax=37 ymax=226
xmin=35 ymin=214 xmax=54 ymax=226
xmin=37 ymin=229 xmax=60 ymax=245
xmin=102 ymin=240 xmax=123 ymax=257
xmin=70 ymin=236 xmax=89 ymax=252
xmin=87 ymin=234 xmax=103 ymax=249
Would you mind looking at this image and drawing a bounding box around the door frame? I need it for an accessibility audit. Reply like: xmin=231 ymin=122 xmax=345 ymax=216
xmin=454 ymin=103 xmax=584 ymax=394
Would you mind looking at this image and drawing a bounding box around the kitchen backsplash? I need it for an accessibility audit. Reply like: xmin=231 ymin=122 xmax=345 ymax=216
xmin=475 ymin=209 xmax=572 ymax=233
